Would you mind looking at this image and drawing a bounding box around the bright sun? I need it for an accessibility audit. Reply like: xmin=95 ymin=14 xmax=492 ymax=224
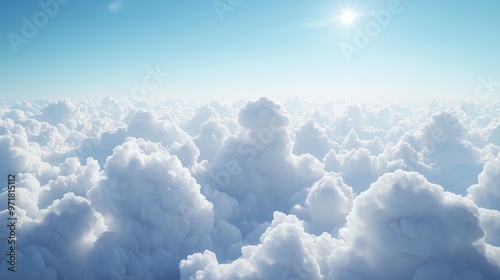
xmin=340 ymin=10 xmax=356 ymax=25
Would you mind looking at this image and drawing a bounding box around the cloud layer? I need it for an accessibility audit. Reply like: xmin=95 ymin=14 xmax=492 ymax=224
xmin=0 ymin=97 xmax=499 ymax=279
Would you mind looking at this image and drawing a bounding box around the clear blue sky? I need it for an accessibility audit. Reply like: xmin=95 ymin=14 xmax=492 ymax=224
xmin=1 ymin=0 xmax=499 ymax=104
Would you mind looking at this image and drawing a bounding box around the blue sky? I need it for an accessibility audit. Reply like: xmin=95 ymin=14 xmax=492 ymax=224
xmin=1 ymin=0 xmax=499 ymax=104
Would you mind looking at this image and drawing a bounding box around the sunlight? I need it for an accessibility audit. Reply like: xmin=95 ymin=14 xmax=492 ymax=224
xmin=339 ymin=10 xmax=356 ymax=25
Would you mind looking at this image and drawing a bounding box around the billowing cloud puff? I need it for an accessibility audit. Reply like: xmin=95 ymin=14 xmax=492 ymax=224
xmin=479 ymin=208 xmax=500 ymax=247
xmin=293 ymin=119 xmax=334 ymax=160
xmin=180 ymin=212 xmax=327 ymax=280
xmin=338 ymin=170 xmax=499 ymax=280
xmin=391 ymin=111 xmax=482 ymax=194
xmin=291 ymin=174 xmax=354 ymax=236
xmin=127 ymin=110 xmax=190 ymax=148
xmin=0 ymin=193 xmax=106 ymax=279
xmin=0 ymin=129 xmax=52 ymax=181
xmin=38 ymin=157 xmax=101 ymax=209
xmin=204 ymin=98 xmax=324 ymax=235
xmin=87 ymin=137 xmax=214 ymax=279
xmin=181 ymin=105 xmax=219 ymax=137
xmin=72 ymin=109 xmax=191 ymax=168
xmin=193 ymin=117 xmax=230 ymax=162
xmin=468 ymin=153 xmax=500 ymax=211
xmin=34 ymin=99 xmax=79 ymax=125
xmin=323 ymin=147 xmax=403 ymax=193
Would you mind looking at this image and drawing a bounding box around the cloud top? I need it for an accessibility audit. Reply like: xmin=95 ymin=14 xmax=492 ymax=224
xmin=0 ymin=97 xmax=499 ymax=279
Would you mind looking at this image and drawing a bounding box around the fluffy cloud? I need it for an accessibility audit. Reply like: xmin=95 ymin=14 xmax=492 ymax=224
xmin=293 ymin=119 xmax=334 ymax=160
xmin=0 ymin=193 xmax=106 ymax=279
xmin=180 ymin=213 xmax=326 ymax=280
xmin=87 ymin=137 xmax=214 ymax=279
xmin=34 ymin=99 xmax=79 ymax=125
xmin=182 ymin=171 xmax=500 ymax=279
xmin=291 ymin=174 xmax=354 ymax=236
xmin=468 ymin=153 xmax=500 ymax=211
xmin=203 ymin=98 xmax=324 ymax=234
xmin=0 ymin=97 xmax=499 ymax=279
xmin=337 ymin=170 xmax=498 ymax=280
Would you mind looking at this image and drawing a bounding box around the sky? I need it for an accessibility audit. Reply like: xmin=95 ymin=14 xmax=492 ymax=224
xmin=1 ymin=0 xmax=500 ymax=104
xmin=2 ymin=2 xmax=500 ymax=279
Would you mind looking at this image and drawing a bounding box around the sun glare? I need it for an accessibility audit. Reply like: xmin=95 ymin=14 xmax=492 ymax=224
xmin=340 ymin=10 xmax=356 ymax=25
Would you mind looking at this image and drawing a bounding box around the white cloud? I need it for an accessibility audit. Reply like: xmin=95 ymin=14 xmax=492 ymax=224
xmin=182 ymin=171 xmax=500 ymax=279
xmin=291 ymin=174 xmax=354 ymax=236
xmin=293 ymin=119 xmax=334 ymax=160
xmin=468 ymin=153 xmax=500 ymax=211
xmin=34 ymin=99 xmax=79 ymax=125
xmin=0 ymin=97 xmax=499 ymax=279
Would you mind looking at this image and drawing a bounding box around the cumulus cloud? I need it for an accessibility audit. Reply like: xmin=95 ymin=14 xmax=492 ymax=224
xmin=34 ymin=99 xmax=79 ymax=125
xmin=0 ymin=97 xmax=499 ymax=279
xmin=182 ymin=171 xmax=500 ymax=279
xmin=293 ymin=119 xmax=334 ymax=160
xmin=468 ymin=153 xmax=500 ymax=211
xmin=337 ymin=170 xmax=498 ymax=279
xmin=291 ymin=174 xmax=354 ymax=236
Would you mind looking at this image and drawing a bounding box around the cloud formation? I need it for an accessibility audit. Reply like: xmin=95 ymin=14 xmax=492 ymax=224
xmin=0 ymin=97 xmax=499 ymax=279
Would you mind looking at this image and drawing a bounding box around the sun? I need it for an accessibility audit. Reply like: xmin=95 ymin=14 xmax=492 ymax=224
xmin=339 ymin=10 xmax=356 ymax=25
